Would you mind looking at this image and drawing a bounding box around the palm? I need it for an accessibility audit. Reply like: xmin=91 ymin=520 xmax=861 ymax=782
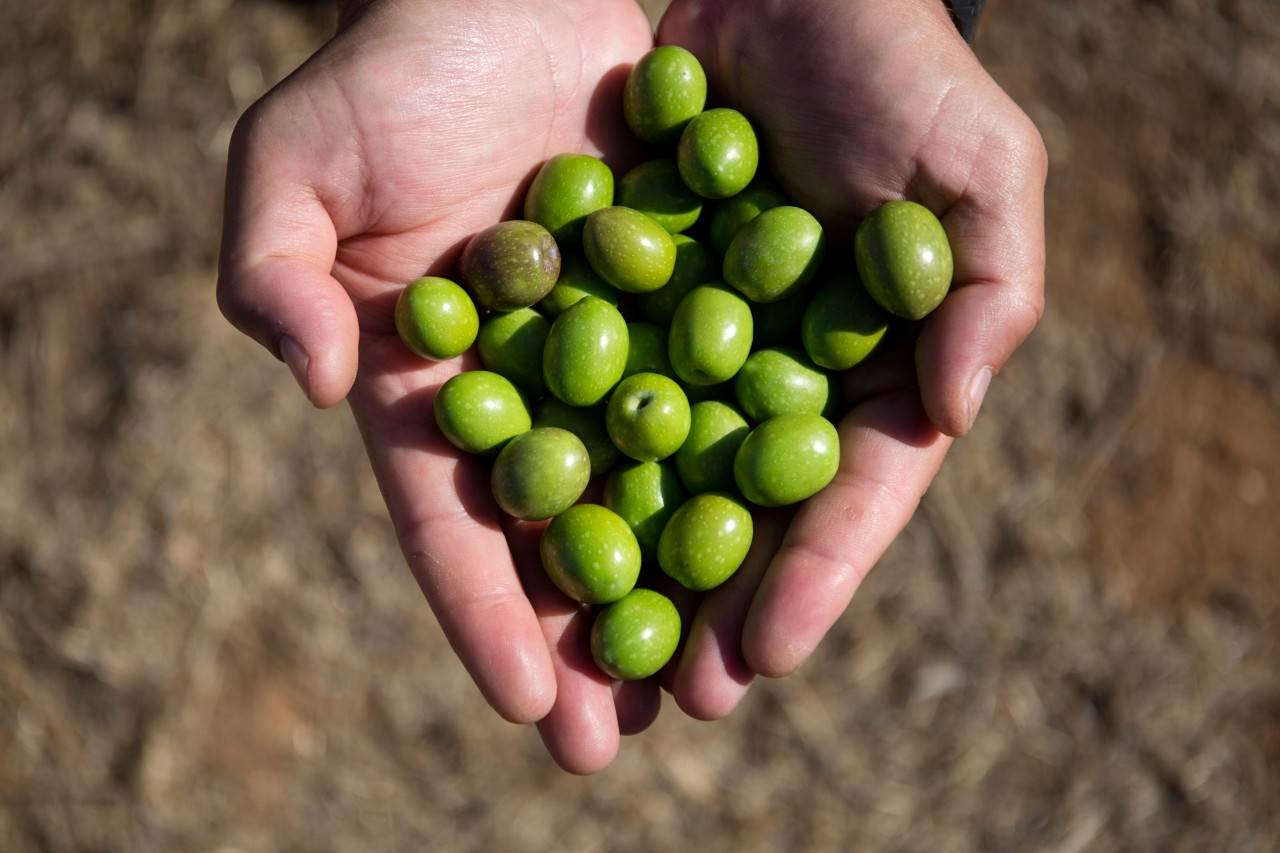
xmin=301 ymin=0 xmax=652 ymax=330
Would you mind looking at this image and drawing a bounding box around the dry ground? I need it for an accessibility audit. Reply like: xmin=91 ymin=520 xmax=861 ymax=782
xmin=2 ymin=0 xmax=1279 ymax=850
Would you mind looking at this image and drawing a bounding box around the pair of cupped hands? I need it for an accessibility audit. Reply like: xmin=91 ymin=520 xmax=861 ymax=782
xmin=218 ymin=0 xmax=1046 ymax=773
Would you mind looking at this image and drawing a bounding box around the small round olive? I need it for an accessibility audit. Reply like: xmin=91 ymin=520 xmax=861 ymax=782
xmin=433 ymin=370 xmax=531 ymax=456
xmin=854 ymin=200 xmax=954 ymax=320
xmin=461 ymin=220 xmax=561 ymax=312
xmin=490 ymin=427 xmax=591 ymax=521
xmin=394 ymin=276 xmax=478 ymax=360
xmin=583 ymin=206 xmax=677 ymax=293
xmin=677 ymin=108 xmax=759 ymax=199
xmin=723 ymin=206 xmax=825 ymax=303
xmin=623 ymin=46 xmax=707 ymax=144
xmin=476 ymin=307 xmax=550 ymax=397
xmin=591 ymin=589 xmax=682 ymax=680
xmin=801 ymin=276 xmax=891 ymax=370
xmin=523 ymin=153 xmax=614 ymax=243
xmin=617 ymin=159 xmax=703 ymax=234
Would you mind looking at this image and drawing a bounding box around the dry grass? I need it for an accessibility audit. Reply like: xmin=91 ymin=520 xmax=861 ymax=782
xmin=2 ymin=0 xmax=1279 ymax=850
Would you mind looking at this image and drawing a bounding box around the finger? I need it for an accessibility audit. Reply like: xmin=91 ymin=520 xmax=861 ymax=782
xmin=217 ymin=101 xmax=360 ymax=408
xmin=613 ymin=679 xmax=662 ymax=736
xmin=915 ymin=118 xmax=1048 ymax=435
xmin=672 ymin=509 xmax=787 ymax=721
xmin=349 ymin=340 xmax=555 ymax=724
xmin=504 ymin=517 xmax=620 ymax=774
xmin=743 ymin=390 xmax=952 ymax=678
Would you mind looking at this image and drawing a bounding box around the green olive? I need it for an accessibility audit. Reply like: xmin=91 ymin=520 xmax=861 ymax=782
xmin=460 ymin=220 xmax=561 ymax=311
xmin=394 ymin=276 xmax=479 ymax=360
xmin=490 ymin=427 xmax=591 ymax=521
xmin=591 ymin=589 xmax=682 ymax=680
xmin=668 ymin=284 xmax=753 ymax=386
xmin=617 ymin=159 xmax=703 ymax=234
xmin=476 ymin=307 xmax=550 ymax=397
xmin=523 ymin=153 xmax=614 ymax=243
xmin=583 ymin=206 xmax=677 ymax=293
xmin=657 ymin=492 xmax=754 ymax=591
xmin=854 ymin=200 xmax=953 ymax=320
xmin=734 ymin=347 xmax=835 ymax=422
xmin=623 ymin=46 xmax=707 ymax=145
xmin=676 ymin=108 xmax=759 ymax=199
xmin=723 ymin=206 xmax=825 ymax=303
xmin=433 ymin=370 xmax=531 ymax=456
xmin=540 ymin=504 xmax=641 ymax=605
xmin=801 ymin=276 xmax=891 ymax=370
xmin=734 ymin=413 xmax=840 ymax=507
xmin=543 ymin=296 xmax=629 ymax=407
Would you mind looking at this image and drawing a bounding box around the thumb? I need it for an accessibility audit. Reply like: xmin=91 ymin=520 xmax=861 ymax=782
xmin=216 ymin=101 xmax=360 ymax=408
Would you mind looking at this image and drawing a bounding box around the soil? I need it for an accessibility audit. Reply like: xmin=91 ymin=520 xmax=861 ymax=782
xmin=2 ymin=0 xmax=1278 ymax=850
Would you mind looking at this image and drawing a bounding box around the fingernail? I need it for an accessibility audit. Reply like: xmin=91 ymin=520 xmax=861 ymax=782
xmin=279 ymin=335 xmax=311 ymax=398
xmin=966 ymin=366 xmax=993 ymax=432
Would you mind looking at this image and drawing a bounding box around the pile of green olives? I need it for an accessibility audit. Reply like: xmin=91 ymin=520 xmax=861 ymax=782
xmin=394 ymin=46 xmax=954 ymax=682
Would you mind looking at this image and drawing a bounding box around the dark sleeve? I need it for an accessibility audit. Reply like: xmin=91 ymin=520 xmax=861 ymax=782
xmin=943 ymin=0 xmax=987 ymax=43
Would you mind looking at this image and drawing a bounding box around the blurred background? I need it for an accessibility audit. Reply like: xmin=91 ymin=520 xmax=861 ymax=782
xmin=3 ymin=0 xmax=1279 ymax=850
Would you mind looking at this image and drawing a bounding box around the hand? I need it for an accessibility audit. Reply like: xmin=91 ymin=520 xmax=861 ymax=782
xmin=656 ymin=0 xmax=1047 ymax=718
xmin=217 ymin=0 xmax=657 ymax=773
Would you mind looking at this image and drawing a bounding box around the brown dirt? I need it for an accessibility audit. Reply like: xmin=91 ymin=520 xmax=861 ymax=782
xmin=3 ymin=0 xmax=1279 ymax=850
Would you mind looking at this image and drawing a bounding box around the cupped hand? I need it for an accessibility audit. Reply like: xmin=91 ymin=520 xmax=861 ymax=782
xmin=657 ymin=0 xmax=1047 ymax=719
xmin=217 ymin=0 xmax=656 ymax=773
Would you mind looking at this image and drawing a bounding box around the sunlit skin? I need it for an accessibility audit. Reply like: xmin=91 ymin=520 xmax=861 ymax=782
xmin=218 ymin=0 xmax=1045 ymax=773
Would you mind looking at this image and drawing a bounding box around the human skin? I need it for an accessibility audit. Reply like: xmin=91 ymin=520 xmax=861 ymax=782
xmin=217 ymin=0 xmax=1045 ymax=769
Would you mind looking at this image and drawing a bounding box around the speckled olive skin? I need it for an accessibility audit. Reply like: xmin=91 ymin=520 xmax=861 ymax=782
xmin=674 ymin=400 xmax=750 ymax=494
xmin=476 ymin=307 xmax=550 ymax=398
xmin=603 ymin=460 xmax=686 ymax=557
xmin=617 ymin=159 xmax=703 ymax=234
xmin=734 ymin=347 xmax=835 ymax=422
xmin=623 ymin=45 xmax=707 ymax=145
xmin=523 ymin=153 xmax=614 ymax=243
xmin=751 ymin=283 xmax=813 ymax=347
xmin=583 ymin=206 xmax=676 ymax=293
xmin=734 ymin=413 xmax=840 ymax=506
xmin=709 ymin=179 xmax=788 ymax=256
xmin=801 ymin=277 xmax=891 ymax=369
xmin=394 ymin=276 xmax=479 ymax=360
xmin=635 ymin=234 xmax=718 ymax=326
xmin=539 ymin=252 xmax=618 ymax=317
xmin=677 ymin=108 xmax=759 ymax=199
xmin=622 ymin=322 xmax=672 ymax=379
xmin=590 ymin=589 xmax=682 ymax=680
xmin=490 ymin=427 xmax=590 ymax=521
xmin=461 ymin=220 xmax=561 ymax=312
xmin=543 ymin=296 xmax=629 ymax=406
xmin=658 ymin=492 xmax=754 ymax=591
xmin=854 ymin=200 xmax=954 ymax=320
xmin=668 ymin=284 xmax=754 ymax=386
xmin=433 ymin=371 xmax=531 ymax=456
xmin=533 ymin=399 xmax=619 ymax=477
xmin=724 ymin=206 xmax=825 ymax=303
xmin=606 ymin=372 xmax=691 ymax=462
xmin=540 ymin=504 xmax=641 ymax=605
